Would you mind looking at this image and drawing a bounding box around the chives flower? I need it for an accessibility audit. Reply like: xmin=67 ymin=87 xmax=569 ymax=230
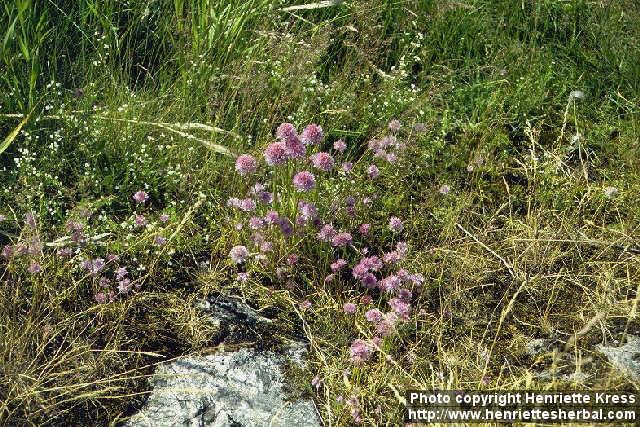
xmin=287 ymin=254 xmax=299 ymax=265
xmin=292 ymin=171 xmax=316 ymax=192
xmin=389 ymin=298 xmax=411 ymax=319
xmin=264 ymin=211 xmax=280 ymax=225
xmin=235 ymin=154 xmax=258 ymax=176
xmin=343 ymin=302 xmax=357 ymax=314
xmin=24 ymin=212 xmax=37 ymax=228
xmin=330 ymin=259 xmax=348 ymax=272
xmin=367 ymin=165 xmax=380 ymax=179
xmin=333 ymin=139 xmax=347 ymax=152
xmin=249 ymin=216 xmax=265 ymax=229
xmin=300 ymin=300 xmax=312 ymax=310
xmin=365 ymin=308 xmax=383 ymax=322
xmin=388 ymin=119 xmax=401 ymax=132
xmin=298 ymin=201 xmax=318 ymax=222
xmin=341 ymin=162 xmax=353 ymax=173
xmin=133 ymin=190 xmax=149 ymax=204
xmin=229 ymin=245 xmax=249 ymax=264
xmin=359 ymin=223 xmax=371 ymax=234
xmin=95 ymin=292 xmax=108 ymax=304
xmin=276 ymin=122 xmax=297 ymax=140
xmin=300 ymin=124 xmax=324 ymax=145
xmin=310 ymin=152 xmax=335 ymax=171
xmin=331 ymin=232 xmax=352 ymax=247
xmin=135 ymin=214 xmax=147 ymax=227
xmin=116 ymin=267 xmax=128 ymax=280
xmin=388 ymin=216 xmax=403 ymax=233
xmin=27 ymin=261 xmax=42 ymax=274
xmin=264 ymin=141 xmax=288 ymax=166
xmin=160 ymin=214 xmax=170 ymax=223
xmin=153 ymin=236 xmax=167 ymax=246
xmin=236 ymin=272 xmax=249 ymax=283
xmin=317 ymin=224 xmax=337 ymax=242
xmin=380 ymin=275 xmax=401 ymax=292
xmin=284 ymin=136 xmax=306 ymax=159
xmin=349 ymin=339 xmax=373 ymax=363
xmin=311 ymin=375 xmax=322 ymax=390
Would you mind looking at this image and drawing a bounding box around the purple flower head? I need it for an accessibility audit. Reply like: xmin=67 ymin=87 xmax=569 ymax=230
xmin=27 ymin=261 xmax=42 ymax=274
xmin=386 ymin=152 xmax=398 ymax=163
xmin=380 ymin=275 xmax=401 ymax=292
xmin=358 ymin=223 xmax=371 ymax=234
xmin=331 ymin=232 xmax=352 ymax=247
xmin=343 ymin=302 xmax=357 ymax=314
xmin=116 ymin=267 xmax=128 ymax=280
xmin=235 ymin=154 xmax=258 ymax=176
xmin=410 ymin=273 xmax=425 ymax=286
xmin=311 ymin=375 xmax=322 ymax=390
xmin=341 ymin=162 xmax=353 ymax=173
xmin=330 ymin=259 xmax=348 ymax=272
xmin=57 ymin=247 xmax=73 ymax=257
xmin=376 ymin=319 xmax=395 ymax=337
xmin=310 ymin=152 xmax=334 ymax=171
xmin=133 ymin=190 xmax=149 ymax=204
xmin=160 ymin=214 xmax=170 ymax=223
xmin=300 ymin=300 xmax=312 ymax=310
xmin=236 ymin=272 xmax=249 ymax=283
xmin=333 ymin=139 xmax=347 ymax=152
xmin=259 ymin=241 xmax=273 ymax=252
xmin=324 ymin=273 xmax=336 ymax=283
xmin=82 ymin=258 xmax=105 ymax=275
xmin=367 ymin=164 xmax=380 ymax=179
xmin=95 ymin=292 xmax=108 ymax=304
xmin=396 ymin=241 xmax=408 ymax=257
xmin=365 ymin=308 xmax=383 ymax=322
xmin=264 ymin=141 xmax=288 ymax=166
xmin=135 ymin=214 xmax=147 ymax=227
xmin=153 ymin=236 xmax=167 ymax=246
xmin=388 ymin=119 xmax=401 ymax=132
xmin=249 ymin=216 xmax=265 ymax=229
xmin=24 ymin=212 xmax=37 ymax=228
xmin=297 ymin=201 xmax=318 ymax=222
xmin=383 ymin=251 xmax=401 ymax=264
xmin=398 ymin=288 xmax=412 ymax=301
xmin=439 ymin=184 xmax=451 ymax=195
xmin=284 ymin=136 xmax=306 ymax=159
xmin=264 ymin=211 xmax=280 ymax=225
xmin=349 ymin=339 xmax=373 ymax=364
xmin=287 ymin=254 xmax=299 ymax=265
xmin=361 ymin=294 xmax=373 ymax=305
xmin=292 ymin=171 xmax=316 ymax=192
xmin=99 ymin=277 xmax=111 ymax=287
xmin=276 ymin=123 xmax=297 ymax=140
xmin=276 ymin=217 xmax=294 ymax=237
xmin=361 ymin=272 xmax=378 ymax=289
xmin=388 ymin=216 xmax=403 ymax=233
xmin=229 ymin=245 xmax=249 ymax=264
xmin=389 ymin=298 xmax=411 ymax=319
xmin=317 ymin=224 xmax=336 ymax=242
xmin=300 ymin=124 xmax=324 ymax=145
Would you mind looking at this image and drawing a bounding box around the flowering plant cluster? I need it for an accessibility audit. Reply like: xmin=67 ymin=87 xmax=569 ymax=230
xmin=227 ymin=120 xmax=426 ymax=367
xmin=1 ymin=190 xmax=172 ymax=304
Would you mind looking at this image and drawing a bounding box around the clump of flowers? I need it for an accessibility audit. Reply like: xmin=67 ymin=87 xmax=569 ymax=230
xmin=225 ymin=120 xmax=424 ymax=373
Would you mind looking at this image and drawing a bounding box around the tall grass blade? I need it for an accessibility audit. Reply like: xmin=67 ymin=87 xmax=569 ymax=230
xmin=282 ymin=0 xmax=344 ymax=12
xmin=0 ymin=108 xmax=32 ymax=155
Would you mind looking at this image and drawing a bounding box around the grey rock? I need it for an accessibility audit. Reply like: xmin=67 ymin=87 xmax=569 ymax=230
xmin=597 ymin=335 xmax=640 ymax=382
xmin=127 ymin=296 xmax=320 ymax=426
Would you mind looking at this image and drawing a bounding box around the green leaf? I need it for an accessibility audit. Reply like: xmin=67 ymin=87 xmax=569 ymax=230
xmin=0 ymin=108 xmax=33 ymax=156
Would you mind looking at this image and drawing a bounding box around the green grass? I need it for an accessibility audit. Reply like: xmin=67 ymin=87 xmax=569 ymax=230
xmin=1 ymin=0 xmax=639 ymax=424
